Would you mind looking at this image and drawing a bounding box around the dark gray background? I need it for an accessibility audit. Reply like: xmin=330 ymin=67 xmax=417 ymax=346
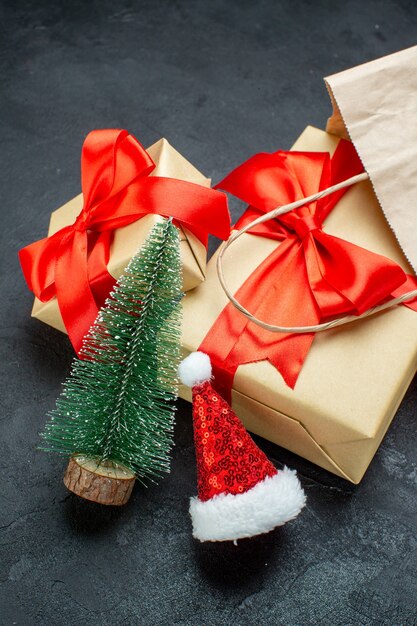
xmin=1 ymin=1 xmax=417 ymax=624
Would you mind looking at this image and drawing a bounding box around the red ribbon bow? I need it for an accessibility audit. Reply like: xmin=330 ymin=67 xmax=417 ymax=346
xmin=199 ymin=140 xmax=416 ymax=402
xmin=19 ymin=129 xmax=230 ymax=353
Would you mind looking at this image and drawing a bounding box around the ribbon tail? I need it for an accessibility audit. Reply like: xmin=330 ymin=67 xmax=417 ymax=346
xmin=200 ymin=239 xmax=320 ymax=398
xmin=87 ymin=231 xmax=116 ymax=309
xmin=19 ymin=229 xmax=70 ymax=302
xmin=267 ymin=333 xmax=316 ymax=389
xmin=55 ymin=230 xmax=99 ymax=354
xmin=224 ymin=246 xmax=319 ymax=390
xmin=210 ymin=361 xmax=238 ymax=405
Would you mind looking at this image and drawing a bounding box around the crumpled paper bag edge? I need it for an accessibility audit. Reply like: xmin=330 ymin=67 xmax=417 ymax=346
xmin=324 ymin=71 xmax=417 ymax=274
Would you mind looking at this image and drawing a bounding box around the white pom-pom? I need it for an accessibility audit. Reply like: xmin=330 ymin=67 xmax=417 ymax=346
xmin=178 ymin=352 xmax=212 ymax=387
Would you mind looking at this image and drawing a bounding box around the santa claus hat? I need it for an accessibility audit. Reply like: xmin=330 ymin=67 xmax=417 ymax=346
xmin=178 ymin=351 xmax=306 ymax=542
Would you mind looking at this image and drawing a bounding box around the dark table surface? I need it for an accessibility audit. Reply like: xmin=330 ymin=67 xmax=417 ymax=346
xmin=1 ymin=1 xmax=417 ymax=624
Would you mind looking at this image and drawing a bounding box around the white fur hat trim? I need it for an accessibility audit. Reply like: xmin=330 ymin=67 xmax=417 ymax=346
xmin=190 ymin=467 xmax=306 ymax=542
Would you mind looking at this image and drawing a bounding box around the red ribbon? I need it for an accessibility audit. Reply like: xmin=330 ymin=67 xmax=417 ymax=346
xmin=199 ymin=140 xmax=417 ymax=402
xmin=19 ymin=129 xmax=230 ymax=353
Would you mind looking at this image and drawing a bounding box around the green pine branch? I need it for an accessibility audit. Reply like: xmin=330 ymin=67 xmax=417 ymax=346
xmin=40 ymin=218 xmax=183 ymax=484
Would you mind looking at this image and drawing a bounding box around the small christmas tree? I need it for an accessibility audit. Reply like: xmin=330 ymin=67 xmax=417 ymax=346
xmin=41 ymin=217 xmax=183 ymax=505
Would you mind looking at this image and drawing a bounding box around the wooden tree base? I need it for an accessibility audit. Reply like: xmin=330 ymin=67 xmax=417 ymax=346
xmin=63 ymin=455 xmax=136 ymax=506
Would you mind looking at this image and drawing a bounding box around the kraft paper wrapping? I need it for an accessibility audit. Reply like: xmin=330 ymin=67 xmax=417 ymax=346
xmin=180 ymin=126 xmax=417 ymax=484
xmin=32 ymin=138 xmax=210 ymax=334
xmin=325 ymin=45 xmax=417 ymax=272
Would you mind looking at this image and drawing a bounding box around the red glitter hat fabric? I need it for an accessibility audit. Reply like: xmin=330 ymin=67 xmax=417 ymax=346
xmin=192 ymin=380 xmax=277 ymax=502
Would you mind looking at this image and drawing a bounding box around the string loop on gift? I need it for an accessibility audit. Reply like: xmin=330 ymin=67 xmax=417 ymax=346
xmin=217 ymin=171 xmax=417 ymax=333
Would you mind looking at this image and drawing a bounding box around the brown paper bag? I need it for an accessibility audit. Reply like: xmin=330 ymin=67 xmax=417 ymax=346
xmin=325 ymin=45 xmax=417 ymax=272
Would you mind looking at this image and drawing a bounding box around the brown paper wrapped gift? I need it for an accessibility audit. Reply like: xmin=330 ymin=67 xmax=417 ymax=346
xmin=180 ymin=124 xmax=417 ymax=484
xmin=31 ymin=138 xmax=211 ymax=334
xmin=180 ymin=47 xmax=417 ymax=483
